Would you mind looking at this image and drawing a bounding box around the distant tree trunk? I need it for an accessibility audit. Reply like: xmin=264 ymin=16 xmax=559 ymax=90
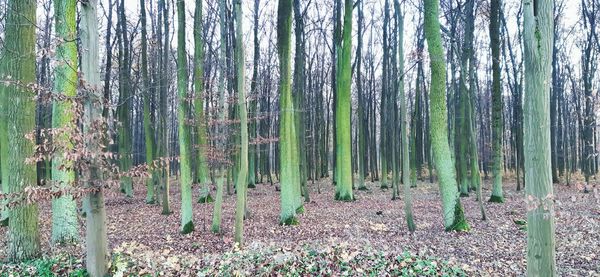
xmin=489 ymin=0 xmax=505 ymax=203
xmin=158 ymin=0 xmax=171 ymax=215
xmin=247 ymin=0 xmax=260 ymax=189
xmin=423 ymin=0 xmax=469 ymax=231
xmin=176 ymin=0 xmax=194 ymax=235
xmin=278 ymin=0 xmax=301 ymax=225
xmin=334 ymin=0 xmax=354 ymax=201
xmin=117 ymin=0 xmax=133 ymax=197
xmin=356 ymin=0 xmax=367 ymax=191
xmin=293 ymin=0 xmax=309 ymax=203
xmin=50 ymin=0 xmax=80 ymax=244
xmin=211 ymin=0 xmax=229 ymax=233
xmin=394 ymin=1 xmax=415 ymax=231
xmin=233 ymin=0 xmax=249 ymax=246
xmin=380 ymin=0 xmax=390 ymax=190
xmin=523 ymin=0 xmax=556 ymax=275
xmin=0 ymin=0 xmax=41 ymax=261
xmin=81 ymin=0 xmax=109 ymax=275
xmin=140 ymin=0 xmax=158 ymax=205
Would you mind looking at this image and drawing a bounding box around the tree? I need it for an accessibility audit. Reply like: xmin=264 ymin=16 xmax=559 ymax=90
xmin=158 ymin=0 xmax=171 ymax=215
xmin=489 ymin=0 xmax=505 ymax=203
xmin=334 ymin=0 xmax=354 ymax=201
xmin=394 ymin=0 xmax=415 ymax=232
xmin=523 ymin=0 xmax=556 ymax=275
xmin=140 ymin=0 xmax=158 ymax=205
xmin=278 ymin=0 xmax=301 ymax=225
xmin=423 ymin=0 xmax=469 ymax=231
xmin=194 ymin=0 xmax=212 ymax=204
xmin=176 ymin=0 xmax=194 ymax=234
xmin=211 ymin=0 xmax=229 ymax=233
xmin=0 ymin=0 xmax=41 ymax=261
xmin=80 ymin=0 xmax=109 ymax=275
xmin=233 ymin=0 xmax=249 ymax=246
xmin=50 ymin=0 xmax=80 ymax=245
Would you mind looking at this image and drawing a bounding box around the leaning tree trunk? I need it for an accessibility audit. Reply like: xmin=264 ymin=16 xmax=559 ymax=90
xmin=523 ymin=0 xmax=556 ymax=275
xmin=423 ymin=0 xmax=469 ymax=231
xmin=176 ymin=0 xmax=194 ymax=235
xmin=81 ymin=0 xmax=109 ymax=275
xmin=0 ymin=0 xmax=41 ymax=262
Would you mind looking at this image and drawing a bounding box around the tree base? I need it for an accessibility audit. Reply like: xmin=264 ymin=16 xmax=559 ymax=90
xmin=488 ymin=195 xmax=504 ymax=203
xmin=445 ymin=203 xmax=470 ymax=232
xmin=197 ymin=194 xmax=214 ymax=204
xmin=280 ymin=216 xmax=299 ymax=226
xmin=161 ymin=210 xmax=172 ymax=216
xmin=145 ymin=198 xmax=156 ymax=205
xmin=459 ymin=192 xmax=469 ymax=197
xmin=181 ymin=221 xmax=195 ymax=234
xmin=380 ymin=184 xmax=389 ymax=190
xmin=335 ymin=191 xmax=354 ymax=202
xmin=211 ymin=226 xmax=220 ymax=234
xmin=357 ymin=186 xmax=369 ymax=191
xmin=296 ymin=206 xmax=305 ymax=214
xmin=248 ymin=183 xmax=256 ymax=189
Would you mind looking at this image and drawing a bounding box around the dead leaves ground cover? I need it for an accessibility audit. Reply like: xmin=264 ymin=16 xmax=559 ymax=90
xmin=1 ymin=177 xmax=599 ymax=276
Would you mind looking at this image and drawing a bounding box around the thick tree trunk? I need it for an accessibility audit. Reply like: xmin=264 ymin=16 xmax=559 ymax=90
xmin=334 ymin=0 xmax=354 ymax=201
xmin=489 ymin=0 xmax=505 ymax=203
xmin=278 ymin=0 xmax=301 ymax=225
xmin=523 ymin=0 xmax=556 ymax=275
xmin=0 ymin=0 xmax=41 ymax=262
xmin=51 ymin=0 xmax=80 ymax=244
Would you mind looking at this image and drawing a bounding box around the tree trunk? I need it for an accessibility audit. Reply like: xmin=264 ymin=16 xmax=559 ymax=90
xmin=233 ymin=0 xmax=249 ymax=246
xmin=0 ymin=0 xmax=41 ymax=262
xmin=523 ymin=0 xmax=556 ymax=275
xmin=423 ymin=0 xmax=469 ymax=231
xmin=489 ymin=0 xmax=505 ymax=203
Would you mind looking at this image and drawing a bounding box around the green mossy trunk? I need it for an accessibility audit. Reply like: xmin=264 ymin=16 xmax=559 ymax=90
xmin=140 ymin=0 xmax=157 ymax=205
xmin=523 ymin=0 xmax=556 ymax=275
xmin=334 ymin=0 xmax=354 ymax=202
xmin=81 ymin=1 xmax=110 ymax=275
xmin=423 ymin=0 xmax=469 ymax=232
xmin=194 ymin=0 xmax=212 ymax=204
xmin=356 ymin=0 xmax=367 ymax=191
xmin=489 ymin=0 xmax=504 ymax=203
xmin=176 ymin=0 xmax=194 ymax=234
xmin=233 ymin=0 xmax=249 ymax=246
xmin=51 ymin=0 xmax=80 ymax=245
xmin=0 ymin=0 xmax=41 ymax=261
xmin=157 ymin=0 xmax=171 ymax=215
xmin=278 ymin=0 xmax=301 ymax=225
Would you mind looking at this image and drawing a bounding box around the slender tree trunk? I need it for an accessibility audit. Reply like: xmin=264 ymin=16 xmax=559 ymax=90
xmin=489 ymin=0 xmax=505 ymax=203
xmin=394 ymin=1 xmax=415 ymax=231
xmin=140 ymin=0 xmax=158 ymax=205
xmin=523 ymin=0 xmax=556 ymax=275
xmin=233 ymin=0 xmax=249 ymax=246
xmin=176 ymin=0 xmax=194 ymax=234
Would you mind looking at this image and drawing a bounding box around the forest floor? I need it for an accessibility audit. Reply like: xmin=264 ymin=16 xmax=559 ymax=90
xmin=1 ymin=177 xmax=600 ymax=276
